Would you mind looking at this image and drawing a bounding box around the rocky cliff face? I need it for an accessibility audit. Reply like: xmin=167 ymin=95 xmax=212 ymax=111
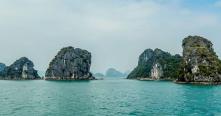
xmin=127 ymin=48 xmax=182 ymax=80
xmin=177 ymin=36 xmax=221 ymax=83
xmin=151 ymin=63 xmax=163 ymax=80
xmin=45 ymin=46 xmax=95 ymax=80
xmin=0 ymin=57 xmax=40 ymax=80
xmin=0 ymin=63 xmax=6 ymax=72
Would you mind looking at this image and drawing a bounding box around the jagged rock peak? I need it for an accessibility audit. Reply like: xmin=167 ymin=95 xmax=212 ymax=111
xmin=138 ymin=48 xmax=172 ymax=65
xmin=182 ymin=35 xmax=215 ymax=56
xmin=177 ymin=36 xmax=221 ymax=84
xmin=127 ymin=48 xmax=182 ymax=80
xmin=45 ymin=46 xmax=95 ymax=80
xmin=183 ymin=36 xmax=213 ymax=48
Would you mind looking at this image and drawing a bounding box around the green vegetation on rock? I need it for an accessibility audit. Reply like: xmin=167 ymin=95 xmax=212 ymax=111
xmin=0 ymin=57 xmax=40 ymax=80
xmin=45 ymin=46 xmax=95 ymax=80
xmin=177 ymin=36 xmax=221 ymax=83
xmin=127 ymin=48 xmax=182 ymax=80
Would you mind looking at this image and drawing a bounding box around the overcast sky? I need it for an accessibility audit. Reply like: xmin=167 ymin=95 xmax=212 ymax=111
xmin=0 ymin=0 xmax=221 ymax=74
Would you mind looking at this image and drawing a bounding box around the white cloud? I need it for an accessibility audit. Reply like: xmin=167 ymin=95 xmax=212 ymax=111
xmin=0 ymin=0 xmax=220 ymax=73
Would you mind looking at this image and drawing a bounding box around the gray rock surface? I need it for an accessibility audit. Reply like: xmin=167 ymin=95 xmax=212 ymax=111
xmin=0 ymin=57 xmax=40 ymax=80
xmin=177 ymin=36 xmax=221 ymax=83
xmin=0 ymin=63 xmax=6 ymax=72
xmin=127 ymin=48 xmax=182 ymax=80
xmin=45 ymin=46 xmax=95 ymax=80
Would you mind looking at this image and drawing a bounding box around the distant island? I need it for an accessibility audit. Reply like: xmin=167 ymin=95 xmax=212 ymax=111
xmin=93 ymin=68 xmax=130 ymax=77
xmin=93 ymin=68 xmax=129 ymax=78
xmin=105 ymin=68 xmax=128 ymax=77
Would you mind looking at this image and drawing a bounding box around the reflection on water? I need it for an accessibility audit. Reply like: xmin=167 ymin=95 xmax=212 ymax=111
xmin=0 ymin=79 xmax=221 ymax=116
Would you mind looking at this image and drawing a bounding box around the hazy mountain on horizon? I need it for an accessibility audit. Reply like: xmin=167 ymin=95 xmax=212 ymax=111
xmin=105 ymin=68 xmax=128 ymax=77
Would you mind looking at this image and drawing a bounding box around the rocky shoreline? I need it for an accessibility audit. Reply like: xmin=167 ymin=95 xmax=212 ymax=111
xmin=44 ymin=77 xmax=95 ymax=81
xmin=175 ymin=81 xmax=221 ymax=85
xmin=137 ymin=78 xmax=173 ymax=81
xmin=0 ymin=78 xmax=43 ymax=80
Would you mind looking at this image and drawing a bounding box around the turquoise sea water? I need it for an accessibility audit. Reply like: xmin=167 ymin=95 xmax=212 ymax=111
xmin=0 ymin=78 xmax=221 ymax=116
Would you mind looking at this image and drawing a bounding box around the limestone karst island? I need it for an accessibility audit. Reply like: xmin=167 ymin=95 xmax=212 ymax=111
xmin=0 ymin=36 xmax=220 ymax=83
xmin=127 ymin=36 xmax=221 ymax=84
xmin=1 ymin=0 xmax=221 ymax=116
xmin=45 ymin=46 xmax=95 ymax=80
xmin=0 ymin=35 xmax=220 ymax=116
xmin=0 ymin=57 xmax=41 ymax=80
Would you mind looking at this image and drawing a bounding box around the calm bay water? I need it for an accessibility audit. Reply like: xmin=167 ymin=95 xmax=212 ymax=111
xmin=0 ymin=78 xmax=221 ymax=116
